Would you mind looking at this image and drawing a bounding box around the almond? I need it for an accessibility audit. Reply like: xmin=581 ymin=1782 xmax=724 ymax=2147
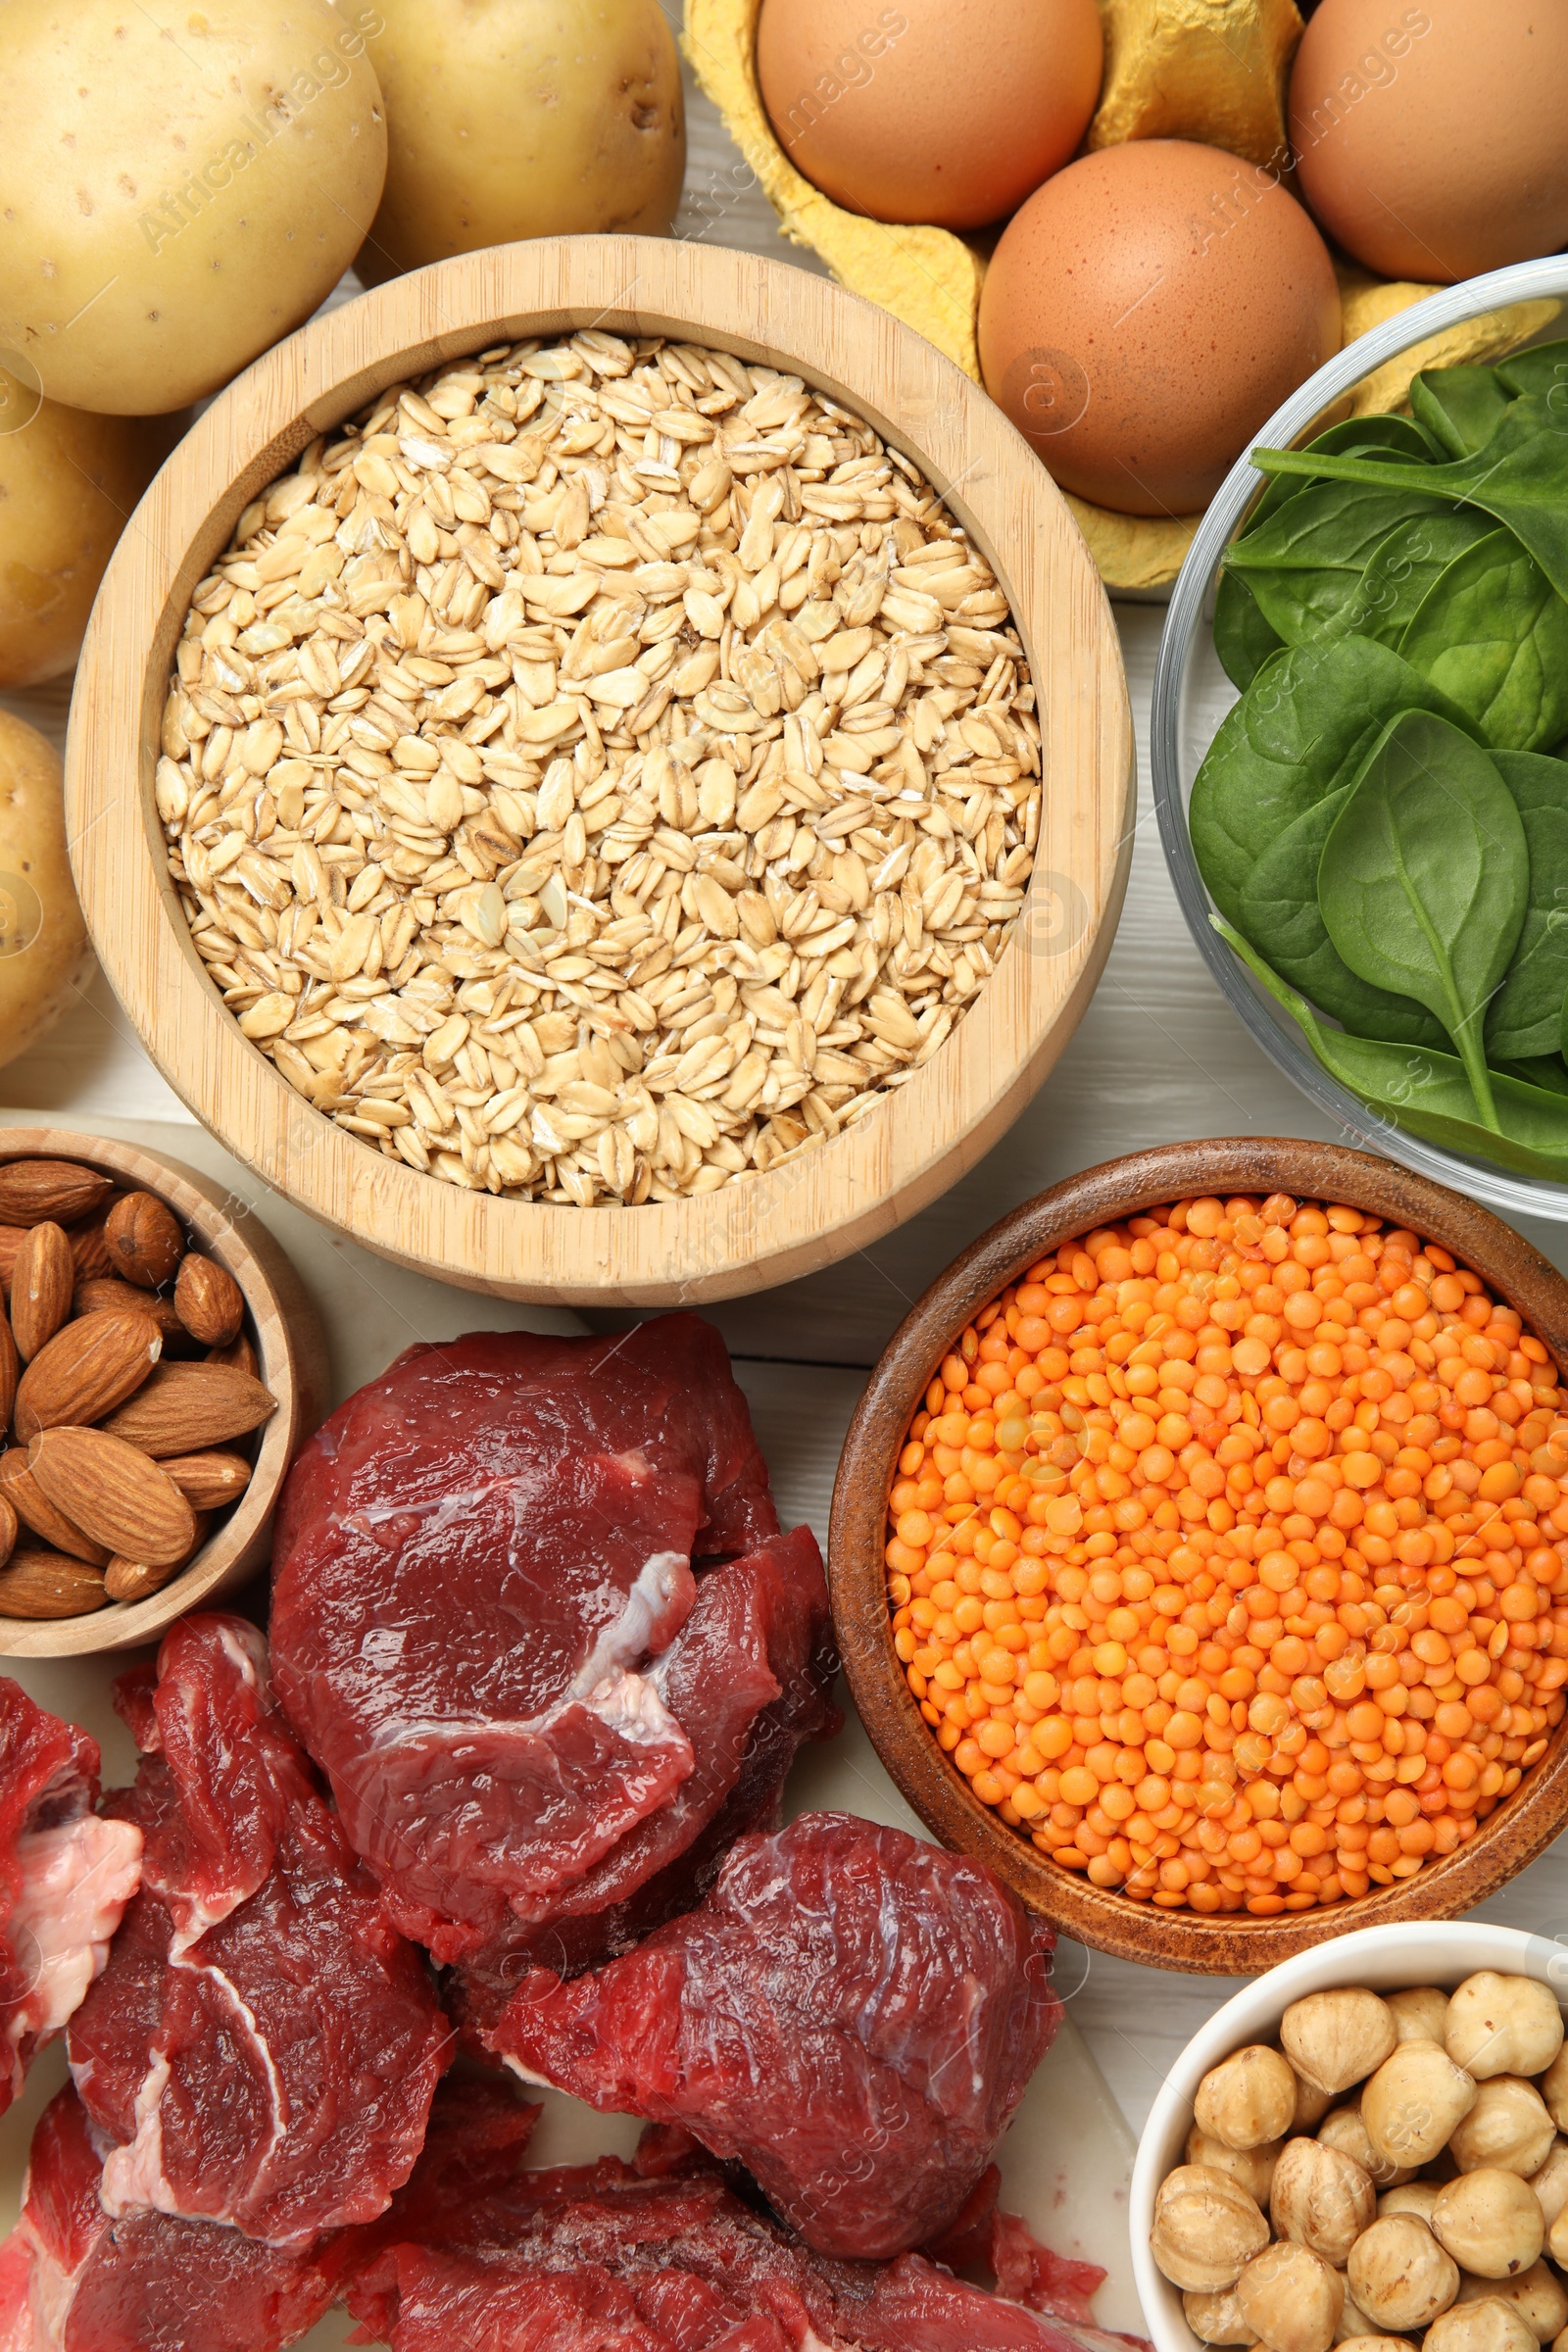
xmin=172 ymin=1253 xmax=244 ymax=1348
xmin=0 ymin=1547 xmax=108 ymax=1618
xmin=73 ymin=1278 xmax=186 ymax=1349
xmin=14 ymin=1311 xmax=163 ymax=1444
xmin=27 ymin=1428 xmax=196 ymax=1568
xmin=0 ymin=1160 xmax=113 ymax=1228
xmin=104 ymin=1193 xmax=184 ymax=1290
xmin=0 ymin=1315 xmax=16 ymax=1435
xmin=99 ymin=1361 xmax=276 ymax=1457
xmin=11 ymin=1223 xmax=74 ymax=1361
xmin=161 ymin=1450 xmax=253 ymax=1510
xmin=0 ymin=1449 xmax=112 ymax=1567
xmin=0 ymin=1494 xmax=15 ymax=1571
xmin=208 ymin=1332 xmax=258 ymax=1379
xmin=0 ymin=1227 xmax=25 ymax=1298
xmin=69 ymin=1198 xmax=122 ymax=1282
xmin=104 ymin=1511 xmax=210 ymax=1604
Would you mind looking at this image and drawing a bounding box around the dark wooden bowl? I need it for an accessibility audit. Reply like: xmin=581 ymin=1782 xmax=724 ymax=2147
xmin=829 ymin=1139 xmax=1568 ymax=1973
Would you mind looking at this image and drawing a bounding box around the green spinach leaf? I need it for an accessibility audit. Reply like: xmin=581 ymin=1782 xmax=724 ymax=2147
xmin=1225 ymin=478 xmax=1450 ymax=645
xmin=1213 ymin=570 xmax=1285 ymax=692
xmin=1408 ymin=366 xmax=1512 ymax=459
xmin=1318 ymin=710 xmax=1529 ymax=1127
xmin=1236 ymin=785 xmax=1446 ymax=1045
xmin=1338 ymin=512 xmax=1496 ymax=648
xmin=1483 ymin=752 xmax=1568 ymax=1059
xmin=1495 ymin=341 xmax=1568 ymax=402
xmin=1251 ymin=396 xmax=1568 ymax=608
xmin=1495 ymin=1054 xmax=1568 ymax=1099
xmin=1189 ymin=634 xmax=1480 ymax=927
xmin=1397 ymin=529 xmax=1568 ymax=753
xmin=1216 ymin=920 xmax=1568 ymax=1178
xmin=1234 ymin=414 xmax=1438 ymax=543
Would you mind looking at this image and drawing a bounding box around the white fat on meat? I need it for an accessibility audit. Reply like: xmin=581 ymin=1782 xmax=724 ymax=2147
xmin=567 ymin=1551 xmax=696 ymax=1747
xmin=6 ymin=1817 xmax=142 ymax=2068
xmin=97 ymin=1965 xmax=288 ymax=2231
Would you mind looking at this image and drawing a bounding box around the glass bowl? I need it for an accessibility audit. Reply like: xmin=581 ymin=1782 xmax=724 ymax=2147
xmin=1152 ymin=256 xmax=1568 ymax=1223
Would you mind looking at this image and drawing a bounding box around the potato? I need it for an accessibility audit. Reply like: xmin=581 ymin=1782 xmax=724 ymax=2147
xmin=0 ymin=710 xmax=90 ymax=1068
xmin=357 ymin=0 xmax=683 ymax=284
xmin=0 ymin=364 xmax=179 ymax=686
xmin=0 ymin=2 xmax=386 ymax=414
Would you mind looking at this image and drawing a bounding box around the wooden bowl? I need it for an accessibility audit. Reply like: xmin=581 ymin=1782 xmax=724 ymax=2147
xmin=829 ymin=1138 xmax=1568 ymax=1973
xmin=67 ymin=235 xmax=1133 ymax=1308
xmin=0 ymin=1127 xmax=325 ymax=1658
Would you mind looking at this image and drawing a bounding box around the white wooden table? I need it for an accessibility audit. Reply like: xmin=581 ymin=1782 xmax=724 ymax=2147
xmin=7 ymin=20 xmax=1568 ymax=2320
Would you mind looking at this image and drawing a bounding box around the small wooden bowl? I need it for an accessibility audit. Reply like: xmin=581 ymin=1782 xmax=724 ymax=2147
xmin=0 ymin=1127 xmax=325 ymax=1658
xmin=67 ymin=234 xmax=1132 ymax=1308
xmin=829 ymin=1138 xmax=1568 ymax=1973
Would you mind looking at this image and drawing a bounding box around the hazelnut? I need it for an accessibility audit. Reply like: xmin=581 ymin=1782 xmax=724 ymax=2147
xmin=1152 ymin=2165 xmax=1270 ymax=2291
xmin=1283 ymin=1992 xmax=1400 ymax=2098
xmin=1336 ymin=2341 xmax=1417 ymax=2352
xmin=1425 ymin=2298 xmax=1539 ymax=2352
xmin=1348 ymin=2214 xmax=1461 ymax=2330
xmin=1387 ymin=1987 xmax=1451 ymax=2047
xmin=1540 ymin=2048 xmax=1568 ymax=2133
xmin=1529 ymin=2140 xmax=1568 ymax=2230
xmin=1320 ymin=2102 xmax=1417 ymax=2187
xmin=1361 ymin=2041 xmax=1478 ymax=2170
xmin=1450 ymin=2081 xmax=1556 ymax=2180
xmin=1457 ymin=2262 xmax=1568 ymax=2344
xmin=1271 ymin=2136 xmax=1376 ymax=2266
xmin=1547 ymin=2198 xmax=1568 ymax=2269
xmin=1198 ymin=2047 xmax=1301 ymax=2152
xmin=1188 ymin=2125 xmax=1283 ymax=2204
xmin=1237 ymin=2242 xmax=1344 ymax=2352
xmin=1185 ymin=2286 xmax=1255 ymax=2344
xmin=1334 ymin=2290 xmax=1392 ymax=2347
xmin=1432 ymin=2170 xmax=1544 ymax=2278
xmin=1446 ymin=1978 xmax=1564 ymax=2085
xmin=1295 ymin=2072 xmax=1337 ymax=2132
xmin=1380 ymin=2184 xmax=1442 ymax=2225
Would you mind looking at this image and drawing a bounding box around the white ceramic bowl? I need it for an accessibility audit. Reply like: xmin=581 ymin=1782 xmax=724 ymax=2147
xmin=1130 ymin=1921 xmax=1568 ymax=2352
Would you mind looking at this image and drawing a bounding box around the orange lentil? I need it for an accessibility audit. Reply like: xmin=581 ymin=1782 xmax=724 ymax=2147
xmin=884 ymin=1196 xmax=1568 ymax=1917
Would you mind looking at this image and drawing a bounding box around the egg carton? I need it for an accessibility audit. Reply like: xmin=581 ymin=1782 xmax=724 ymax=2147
xmin=685 ymin=0 xmax=1561 ymax=595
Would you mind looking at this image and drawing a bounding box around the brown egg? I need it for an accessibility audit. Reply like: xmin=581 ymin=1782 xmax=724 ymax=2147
xmin=1291 ymin=0 xmax=1568 ymax=283
xmin=978 ymin=141 xmax=1342 ymax=517
xmin=756 ymin=0 xmax=1103 ymax=230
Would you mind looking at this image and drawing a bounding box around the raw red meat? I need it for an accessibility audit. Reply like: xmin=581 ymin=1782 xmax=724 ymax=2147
xmin=922 ymin=2164 xmax=1111 ymax=2326
xmin=342 ymin=2119 xmax=1146 ymax=2352
xmin=67 ymin=1614 xmax=450 ymax=2246
xmin=270 ymin=1320 xmax=835 ymax=1971
xmin=0 ymin=1679 xmax=140 ymax=2117
xmin=0 ymin=2085 xmax=344 ymax=2352
xmin=485 ymin=1810 xmax=1061 ymax=2259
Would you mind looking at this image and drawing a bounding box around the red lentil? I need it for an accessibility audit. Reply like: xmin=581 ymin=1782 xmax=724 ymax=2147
xmin=884 ymin=1194 xmax=1568 ymax=1915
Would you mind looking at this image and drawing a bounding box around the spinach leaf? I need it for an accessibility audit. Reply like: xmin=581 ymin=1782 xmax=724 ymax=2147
xmin=1225 ymin=477 xmax=1450 ymax=645
xmin=1408 ymin=366 xmax=1512 ymax=459
xmin=1397 ymin=529 xmax=1568 ymax=753
xmin=1189 ymin=633 xmax=1480 ymax=927
xmin=1318 ymin=710 xmax=1529 ymax=1128
xmin=1484 ymin=752 xmax=1568 ymax=1059
xmin=1496 ymin=1054 xmax=1568 ymax=1099
xmin=1234 ymin=414 xmax=1438 ymax=543
xmin=1236 ymin=785 xmax=1446 ymax=1045
xmin=1339 ymin=512 xmax=1495 ymax=648
xmin=1251 ymin=396 xmax=1568 ymax=608
xmin=1495 ymin=341 xmax=1568 ymax=402
xmin=1216 ymin=920 xmax=1568 ymax=1178
xmin=1213 ymin=569 xmax=1285 ymax=692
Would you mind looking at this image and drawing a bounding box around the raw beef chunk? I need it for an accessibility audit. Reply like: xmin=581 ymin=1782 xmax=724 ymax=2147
xmin=485 ymin=1810 xmax=1061 ymax=2258
xmin=0 ymin=1679 xmax=139 ymax=2117
xmin=344 ymin=2121 xmax=1143 ymax=2352
xmin=270 ymin=1320 xmax=835 ymax=1971
xmin=0 ymin=2086 xmax=343 ymax=2352
xmin=67 ymin=1614 xmax=449 ymax=2245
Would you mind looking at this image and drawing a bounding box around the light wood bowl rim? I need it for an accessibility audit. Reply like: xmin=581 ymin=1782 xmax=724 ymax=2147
xmin=0 ymin=1127 xmax=325 ymax=1657
xmin=828 ymin=1138 xmax=1568 ymax=1973
xmin=66 ymin=234 xmax=1133 ymax=1307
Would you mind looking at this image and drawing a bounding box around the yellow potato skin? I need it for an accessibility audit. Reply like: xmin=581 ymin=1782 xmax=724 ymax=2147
xmin=0 ymin=709 xmax=91 ymax=1071
xmin=0 ymin=368 xmax=180 ymax=688
xmin=356 ymin=0 xmax=684 ymax=284
xmin=0 ymin=1 xmax=387 ymax=415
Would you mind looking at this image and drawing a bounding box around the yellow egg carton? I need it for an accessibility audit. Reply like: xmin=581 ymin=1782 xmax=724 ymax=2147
xmin=685 ymin=0 xmax=1560 ymax=594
